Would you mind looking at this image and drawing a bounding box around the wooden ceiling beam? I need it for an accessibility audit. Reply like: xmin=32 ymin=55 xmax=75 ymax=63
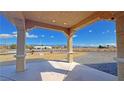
xmin=70 ymin=12 xmax=101 ymax=30
xmin=25 ymin=19 xmax=68 ymax=32
xmin=70 ymin=12 xmax=114 ymax=30
xmin=99 ymin=11 xmax=114 ymax=19
xmin=113 ymin=12 xmax=124 ymax=18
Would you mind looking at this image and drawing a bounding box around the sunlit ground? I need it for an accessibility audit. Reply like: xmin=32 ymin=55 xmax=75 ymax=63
xmin=0 ymin=52 xmax=86 ymax=62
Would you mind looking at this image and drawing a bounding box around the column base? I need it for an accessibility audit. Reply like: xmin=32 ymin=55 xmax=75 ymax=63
xmin=67 ymin=52 xmax=73 ymax=63
xmin=16 ymin=55 xmax=26 ymax=72
xmin=114 ymin=57 xmax=124 ymax=80
xmin=118 ymin=63 xmax=124 ymax=81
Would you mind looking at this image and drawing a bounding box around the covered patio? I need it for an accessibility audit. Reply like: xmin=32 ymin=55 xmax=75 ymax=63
xmin=0 ymin=60 xmax=117 ymax=81
xmin=0 ymin=11 xmax=124 ymax=80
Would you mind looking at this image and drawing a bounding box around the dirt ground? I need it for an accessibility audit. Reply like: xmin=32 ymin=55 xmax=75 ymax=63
xmin=0 ymin=52 xmax=86 ymax=62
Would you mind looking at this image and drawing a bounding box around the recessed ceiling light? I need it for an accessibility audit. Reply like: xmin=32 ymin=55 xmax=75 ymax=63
xmin=52 ymin=20 xmax=56 ymax=23
xmin=64 ymin=22 xmax=67 ymax=25
xmin=38 ymin=16 xmax=41 ymax=19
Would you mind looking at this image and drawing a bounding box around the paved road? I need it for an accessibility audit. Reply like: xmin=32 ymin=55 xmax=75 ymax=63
xmin=74 ymin=52 xmax=117 ymax=64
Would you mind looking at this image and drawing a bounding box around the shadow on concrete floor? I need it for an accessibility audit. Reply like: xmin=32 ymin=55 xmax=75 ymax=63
xmin=0 ymin=60 xmax=70 ymax=81
xmin=64 ymin=64 xmax=117 ymax=81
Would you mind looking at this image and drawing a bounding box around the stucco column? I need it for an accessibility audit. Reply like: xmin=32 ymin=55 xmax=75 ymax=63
xmin=67 ymin=31 xmax=73 ymax=63
xmin=116 ymin=14 xmax=124 ymax=80
xmin=15 ymin=18 xmax=26 ymax=72
xmin=67 ymin=36 xmax=73 ymax=63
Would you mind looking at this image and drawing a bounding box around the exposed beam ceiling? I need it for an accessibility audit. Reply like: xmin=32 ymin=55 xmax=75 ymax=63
xmin=25 ymin=19 xmax=69 ymax=32
xmin=70 ymin=12 xmax=100 ymax=30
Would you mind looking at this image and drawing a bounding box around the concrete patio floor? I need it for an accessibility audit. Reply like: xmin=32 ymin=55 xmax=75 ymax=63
xmin=0 ymin=60 xmax=118 ymax=81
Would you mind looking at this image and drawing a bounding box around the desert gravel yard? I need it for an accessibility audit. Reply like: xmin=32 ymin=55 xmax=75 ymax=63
xmin=75 ymin=52 xmax=117 ymax=64
xmin=0 ymin=52 xmax=86 ymax=63
xmin=74 ymin=52 xmax=117 ymax=76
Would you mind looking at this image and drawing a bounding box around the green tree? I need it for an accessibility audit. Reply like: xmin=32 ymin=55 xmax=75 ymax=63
xmin=26 ymin=45 xmax=33 ymax=49
xmin=98 ymin=45 xmax=105 ymax=49
xmin=10 ymin=44 xmax=17 ymax=49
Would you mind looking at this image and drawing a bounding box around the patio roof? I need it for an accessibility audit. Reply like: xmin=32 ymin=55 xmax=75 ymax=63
xmin=24 ymin=11 xmax=95 ymax=29
xmin=3 ymin=11 xmax=114 ymax=33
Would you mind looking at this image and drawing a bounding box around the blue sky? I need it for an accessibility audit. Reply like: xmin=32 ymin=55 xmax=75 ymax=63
xmin=0 ymin=15 xmax=116 ymax=46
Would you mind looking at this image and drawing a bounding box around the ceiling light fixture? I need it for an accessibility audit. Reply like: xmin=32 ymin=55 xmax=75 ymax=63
xmin=64 ymin=22 xmax=67 ymax=25
xmin=52 ymin=20 xmax=56 ymax=23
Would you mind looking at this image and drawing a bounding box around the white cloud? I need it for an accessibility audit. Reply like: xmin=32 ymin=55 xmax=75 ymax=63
xmin=41 ymin=35 xmax=45 ymax=38
xmin=74 ymin=44 xmax=98 ymax=47
xmin=26 ymin=32 xmax=38 ymax=38
xmin=50 ymin=35 xmax=54 ymax=38
xmin=105 ymin=43 xmax=116 ymax=46
xmin=12 ymin=32 xmax=17 ymax=37
xmin=0 ymin=34 xmax=14 ymax=38
xmin=73 ymin=35 xmax=78 ymax=38
xmin=89 ymin=30 xmax=92 ymax=33
xmin=11 ymin=32 xmax=38 ymax=38
xmin=107 ymin=30 xmax=110 ymax=32
xmin=102 ymin=32 xmax=105 ymax=34
xmin=12 ymin=32 xmax=17 ymax=34
xmin=89 ymin=44 xmax=98 ymax=47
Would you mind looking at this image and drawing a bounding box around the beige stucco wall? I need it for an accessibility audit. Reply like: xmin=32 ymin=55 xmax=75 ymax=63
xmin=116 ymin=15 xmax=124 ymax=58
xmin=116 ymin=15 xmax=124 ymax=80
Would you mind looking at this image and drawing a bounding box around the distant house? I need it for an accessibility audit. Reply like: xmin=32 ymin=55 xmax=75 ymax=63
xmin=33 ymin=45 xmax=52 ymax=49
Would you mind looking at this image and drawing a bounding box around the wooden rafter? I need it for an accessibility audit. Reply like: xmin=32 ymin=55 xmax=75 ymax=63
xmin=25 ymin=19 xmax=68 ymax=32
xmin=70 ymin=12 xmax=101 ymax=30
xmin=113 ymin=12 xmax=124 ymax=18
xmin=70 ymin=12 xmax=114 ymax=30
xmin=99 ymin=12 xmax=113 ymax=19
